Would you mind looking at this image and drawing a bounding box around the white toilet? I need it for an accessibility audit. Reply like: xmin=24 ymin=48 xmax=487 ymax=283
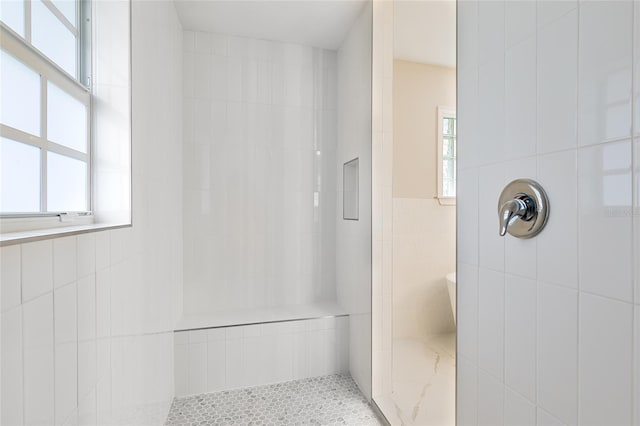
xmin=446 ymin=272 xmax=456 ymax=324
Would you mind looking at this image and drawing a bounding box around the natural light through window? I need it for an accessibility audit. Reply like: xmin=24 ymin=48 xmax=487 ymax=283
xmin=0 ymin=0 xmax=91 ymax=216
xmin=437 ymin=106 xmax=456 ymax=204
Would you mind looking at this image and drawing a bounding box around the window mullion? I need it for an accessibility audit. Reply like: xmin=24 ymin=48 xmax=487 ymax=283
xmin=40 ymin=75 xmax=47 ymax=212
xmin=24 ymin=0 xmax=31 ymax=42
xmin=41 ymin=0 xmax=78 ymax=36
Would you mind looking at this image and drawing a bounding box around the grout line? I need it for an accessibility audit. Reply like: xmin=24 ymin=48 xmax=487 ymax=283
xmin=632 ymin=1 xmax=637 ymax=423
xmin=575 ymin=1 xmax=582 ymax=423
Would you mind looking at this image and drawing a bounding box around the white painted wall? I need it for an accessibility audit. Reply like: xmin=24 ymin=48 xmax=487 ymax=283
xmin=457 ymin=1 xmax=640 ymax=425
xmin=0 ymin=1 xmax=183 ymax=424
xmin=336 ymin=2 xmax=373 ymax=399
xmin=181 ymin=31 xmax=338 ymax=315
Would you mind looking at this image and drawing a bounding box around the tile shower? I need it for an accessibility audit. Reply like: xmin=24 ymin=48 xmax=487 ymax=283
xmin=175 ymin=0 xmax=373 ymax=413
xmin=0 ymin=0 xmax=374 ymax=424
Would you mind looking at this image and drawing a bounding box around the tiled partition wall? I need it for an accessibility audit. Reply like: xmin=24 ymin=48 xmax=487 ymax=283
xmin=457 ymin=1 xmax=640 ymax=425
xmin=335 ymin=2 xmax=374 ymax=399
xmin=0 ymin=1 xmax=183 ymax=425
xmin=174 ymin=317 xmax=349 ymax=397
xmin=182 ymin=30 xmax=338 ymax=315
xmin=371 ymin=0 xmax=394 ymax=401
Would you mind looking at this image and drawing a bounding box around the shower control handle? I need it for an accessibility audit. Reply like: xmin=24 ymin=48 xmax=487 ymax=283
xmin=499 ymin=196 xmax=532 ymax=236
xmin=498 ymin=179 xmax=549 ymax=239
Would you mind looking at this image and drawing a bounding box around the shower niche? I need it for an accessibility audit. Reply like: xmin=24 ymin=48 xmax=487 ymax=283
xmin=343 ymin=158 xmax=359 ymax=220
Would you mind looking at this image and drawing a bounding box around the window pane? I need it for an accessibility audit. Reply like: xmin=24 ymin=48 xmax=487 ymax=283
xmin=0 ymin=137 xmax=41 ymax=212
xmin=0 ymin=50 xmax=41 ymax=136
xmin=442 ymin=158 xmax=455 ymax=197
xmin=0 ymin=0 xmax=25 ymax=37
xmin=47 ymin=81 xmax=87 ymax=152
xmin=443 ymin=137 xmax=454 ymax=158
xmin=47 ymin=151 xmax=86 ymax=211
xmin=51 ymin=0 xmax=76 ymax=26
xmin=31 ymin=0 xmax=76 ymax=76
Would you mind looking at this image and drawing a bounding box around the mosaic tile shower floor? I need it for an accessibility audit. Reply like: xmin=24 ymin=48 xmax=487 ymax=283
xmin=164 ymin=374 xmax=382 ymax=426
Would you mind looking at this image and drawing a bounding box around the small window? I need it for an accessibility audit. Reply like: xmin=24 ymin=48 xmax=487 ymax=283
xmin=0 ymin=0 xmax=91 ymax=216
xmin=437 ymin=106 xmax=456 ymax=205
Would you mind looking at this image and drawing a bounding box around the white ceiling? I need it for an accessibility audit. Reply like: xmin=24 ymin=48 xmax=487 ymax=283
xmin=394 ymin=0 xmax=456 ymax=68
xmin=173 ymin=0 xmax=368 ymax=50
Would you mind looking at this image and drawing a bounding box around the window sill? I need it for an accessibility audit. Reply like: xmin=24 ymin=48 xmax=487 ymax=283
xmin=0 ymin=221 xmax=131 ymax=246
xmin=436 ymin=196 xmax=456 ymax=206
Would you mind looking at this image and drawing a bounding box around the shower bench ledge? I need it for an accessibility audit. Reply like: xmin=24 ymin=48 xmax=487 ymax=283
xmin=174 ymin=301 xmax=348 ymax=332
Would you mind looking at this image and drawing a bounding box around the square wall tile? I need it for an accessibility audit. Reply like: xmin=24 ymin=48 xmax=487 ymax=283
xmin=1 ymin=244 xmax=21 ymax=311
xmin=53 ymin=236 xmax=76 ymax=288
xmin=537 ymin=150 xmax=578 ymax=288
xmin=477 ymin=369 xmax=504 ymax=426
xmin=478 ymin=268 xmax=504 ymax=379
xmin=579 ymin=294 xmax=632 ymax=426
xmin=22 ymin=240 xmax=53 ymax=302
xmin=505 ymin=387 xmax=535 ymax=426
xmin=578 ymin=141 xmax=633 ymax=302
xmin=1 ymin=307 xmax=23 ymax=426
xmin=505 ymin=275 xmax=536 ymax=401
xmin=23 ymin=293 xmax=55 ymax=425
xmin=537 ymin=10 xmax=578 ymax=154
xmin=505 ymin=34 xmax=536 ymax=161
xmin=537 ymin=282 xmax=577 ymax=425
xmin=578 ymin=0 xmax=633 ymax=146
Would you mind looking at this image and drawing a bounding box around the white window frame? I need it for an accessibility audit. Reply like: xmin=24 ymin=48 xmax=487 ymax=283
xmin=0 ymin=0 xmax=92 ymax=220
xmin=436 ymin=106 xmax=456 ymax=206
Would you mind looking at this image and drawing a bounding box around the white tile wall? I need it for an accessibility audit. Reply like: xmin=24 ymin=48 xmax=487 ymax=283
xmin=174 ymin=317 xmax=349 ymax=396
xmin=458 ymin=1 xmax=640 ymax=425
xmin=336 ymin=2 xmax=372 ymax=398
xmin=21 ymin=240 xmax=53 ymax=302
xmin=0 ymin=1 xmax=183 ymax=425
xmin=182 ymin=30 xmax=338 ymax=315
xmin=504 ymin=275 xmax=536 ymax=402
xmin=504 ymin=387 xmax=536 ymax=426
xmin=579 ymin=294 xmax=633 ymax=426
xmin=577 ymin=1 xmax=633 ymax=147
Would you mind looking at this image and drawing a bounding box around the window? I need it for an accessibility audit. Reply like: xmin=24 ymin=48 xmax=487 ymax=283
xmin=0 ymin=0 xmax=91 ymax=216
xmin=436 ymin=106 xmax=456 ymax=205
